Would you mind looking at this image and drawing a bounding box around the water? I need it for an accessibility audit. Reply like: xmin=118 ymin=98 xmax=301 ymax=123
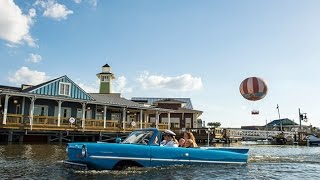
xmin=0 ymin=143 xmax=319 ymax=179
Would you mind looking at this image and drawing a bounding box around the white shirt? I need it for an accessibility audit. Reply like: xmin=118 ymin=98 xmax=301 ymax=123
xmin=164 ymin=140 xmax=178 ymax=147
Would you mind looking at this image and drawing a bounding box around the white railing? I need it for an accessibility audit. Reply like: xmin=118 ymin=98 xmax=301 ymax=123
xmin=227 ymin=129 xmax=296 ymax=139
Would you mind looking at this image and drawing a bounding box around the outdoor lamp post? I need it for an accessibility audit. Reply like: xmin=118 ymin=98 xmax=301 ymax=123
xmin=298 ymin=108 xmax=308 ymax=141
xmin=206 ymin=128 xmax=211 ymax=147
xmin=277 ymin=104 xmax=282 ymax=131
xmin=298 ymin=108 xmax=308 ymax=131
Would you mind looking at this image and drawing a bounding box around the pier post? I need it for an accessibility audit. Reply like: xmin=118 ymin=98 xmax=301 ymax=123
xmin=8 ymin=130 xmax=13 ymax=142
xmin=71 ymin=136 xmax=74 ymax=142
xmin=47 ymin=135 xmax=51 ymax=143
xmin=19 ymin=135 xmax=24 ymax=143
xmin=59 ymin=132 xmax=63 ymax=143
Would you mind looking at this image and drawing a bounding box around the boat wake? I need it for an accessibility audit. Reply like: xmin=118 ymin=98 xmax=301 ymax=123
xmin=70 ymin=165 xmax=187 ymax=176
xmin=250 ymin=155 xmax=320 ymax=164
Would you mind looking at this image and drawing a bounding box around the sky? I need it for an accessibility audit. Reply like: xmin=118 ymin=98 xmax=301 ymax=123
xmin=1 ymin=0 xmax=320 ymax=128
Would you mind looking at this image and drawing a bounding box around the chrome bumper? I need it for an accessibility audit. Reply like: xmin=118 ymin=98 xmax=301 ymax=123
xmin=63 ymin=160 xmax=88 ymax=170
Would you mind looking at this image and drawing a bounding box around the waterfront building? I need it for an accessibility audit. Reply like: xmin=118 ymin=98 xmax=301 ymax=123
xmin=0 ymin=64 xmax=202 ymax=142
xmin=131 ymin=98 xmax=203 ymax=130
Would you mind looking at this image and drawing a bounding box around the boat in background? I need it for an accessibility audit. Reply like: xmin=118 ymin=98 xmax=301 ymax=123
xmin=307 ymin=134 xmax=320 ymax=146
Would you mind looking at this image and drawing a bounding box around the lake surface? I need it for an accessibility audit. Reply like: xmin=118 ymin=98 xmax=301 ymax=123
xmin=0 ymin=143 xmax=319 ymax=179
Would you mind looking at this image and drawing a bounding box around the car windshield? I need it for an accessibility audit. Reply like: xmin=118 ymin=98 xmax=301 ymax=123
xmin=122 ymin=130 xmax=154 ymax=144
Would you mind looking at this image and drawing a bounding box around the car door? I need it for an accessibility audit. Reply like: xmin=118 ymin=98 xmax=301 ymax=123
xmin=150 ymin=146 xmax=190 ymax=167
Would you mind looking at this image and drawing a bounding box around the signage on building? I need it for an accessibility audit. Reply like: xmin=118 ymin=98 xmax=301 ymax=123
xmin=69 ymin=117 xmax=75 ymax=124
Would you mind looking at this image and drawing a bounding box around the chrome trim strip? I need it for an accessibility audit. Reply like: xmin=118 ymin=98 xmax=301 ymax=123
xmin=90 ymin=156 xmax=150 ymax=161
xmin=89 ymin=155 xmax=247 ymax=164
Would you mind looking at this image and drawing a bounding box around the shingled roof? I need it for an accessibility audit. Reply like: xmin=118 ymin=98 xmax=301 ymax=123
xmin=0 ymin=85 xmax=21 ymax=92
xmin=131 ymin=97 xmax=194 ymax=109
xmin=266 ymin=118 xmax=298 ymax=127
xmin=90 ymin=93 xmax=144 ymax=108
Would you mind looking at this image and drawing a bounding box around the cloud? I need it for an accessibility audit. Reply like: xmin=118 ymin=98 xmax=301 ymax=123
xmin=8 ymin=66 xmax=49 ymax=85
xmin=89 ymin=0 xmax=98 ymax=7
xmin=113 ymin=76 xmax=133 ymax=93
xmin=0 ymin=0 xmax=37 ymax=47
xmin=77 ymin=80 xmax=99 ymax=93
xmin=137 ymin=71 xmax=203 ymax=91
xmin=76 ymin=76 xmax=132 ymax=94
xmin=35 ymin=0 xmax=73 ymax=21
xmin=26 ymin=53 xmax=42 ymax=63
xmin=73 ymin=0 xmax=98 ymax=8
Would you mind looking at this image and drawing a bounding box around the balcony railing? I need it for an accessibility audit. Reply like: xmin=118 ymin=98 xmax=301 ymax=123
xmin=0 ymin=114 xmax=163 ymax=132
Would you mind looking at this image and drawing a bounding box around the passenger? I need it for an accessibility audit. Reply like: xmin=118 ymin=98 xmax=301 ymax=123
xmin=160 ymin=139 xmax=166 ymax=146
xmin=184 ymin=139 xmax=195 ymax=148
xmin=183 ymin=132 xmax=198 ymax=147
xmin=162 ymin=129 xmax=178 ymax=147
xmin=178 ymin=138 xmax=185 ymax=147
xmin=153 ymin=136 xmax=159 ymax=145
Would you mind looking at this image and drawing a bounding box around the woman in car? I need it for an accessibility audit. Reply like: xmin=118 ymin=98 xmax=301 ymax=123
xmin=184 ymin=139 xmax=196 ymax=148
xmin=183 ymin=132 xmax=198 ymax=147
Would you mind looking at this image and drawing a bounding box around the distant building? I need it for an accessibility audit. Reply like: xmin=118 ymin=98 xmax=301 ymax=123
xmin=241 ymin=118 xmax=306 ymax=131
xmin=131 ymin=98 xmax=203 ymax=129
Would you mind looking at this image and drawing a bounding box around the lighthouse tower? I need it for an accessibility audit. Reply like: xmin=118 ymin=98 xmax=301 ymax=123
xmin=96 ymin=64 xmax=115 ymax=94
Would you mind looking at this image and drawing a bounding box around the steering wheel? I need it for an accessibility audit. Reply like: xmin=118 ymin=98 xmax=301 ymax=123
xmin=141 ymin=139 xmax=149 ymax=144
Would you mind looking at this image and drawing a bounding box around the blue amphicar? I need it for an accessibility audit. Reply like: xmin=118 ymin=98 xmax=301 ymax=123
xmin=64 ymin=128 xmax=249 ymax=170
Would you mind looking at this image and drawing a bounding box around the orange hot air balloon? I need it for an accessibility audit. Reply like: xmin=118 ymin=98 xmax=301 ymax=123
xmin=239 ymin=77 xmax=268 ymax=101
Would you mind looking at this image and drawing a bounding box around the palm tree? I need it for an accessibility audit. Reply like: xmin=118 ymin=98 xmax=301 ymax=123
xmin=207 ymin=122 xmax=221 ymax=128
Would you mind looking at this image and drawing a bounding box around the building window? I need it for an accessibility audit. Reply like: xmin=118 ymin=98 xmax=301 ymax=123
xmin=96 ymin=107 xmax=104 ymax=120
xmin=34 ymin=105 xmax=48 ymax=116
xmin=85 ymin=109 xmax=92 ymax=119
xmin=101 ymin=76 xmax=109 ymax=82
xmin=59 ymin=82 xmax=71 ymax=96
xmin=186 ymin=118 xmax=191 ymax=128
xmin=172 ymin=123 xmax=180 ymax=128
xmin=16 ymin=105 xmax=21 ymax=114
xmin=54 ymin=107 xmax=71 ymax=118
xmin=77 ymin=109 xmax=82 ymax=119
xmin=111 ymin=113 xmax=121 ymax=121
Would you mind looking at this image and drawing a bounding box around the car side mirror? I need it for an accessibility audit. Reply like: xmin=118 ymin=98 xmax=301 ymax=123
xmin=116 ymin=138 xmax=122 ymax=143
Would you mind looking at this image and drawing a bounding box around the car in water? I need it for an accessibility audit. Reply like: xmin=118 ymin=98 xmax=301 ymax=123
xmin=64 ymin=128 xmax=249 ymax=170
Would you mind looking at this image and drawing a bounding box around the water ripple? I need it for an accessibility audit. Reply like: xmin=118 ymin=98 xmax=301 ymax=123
xmin=0 ymin=144 xmax=319 ymax=179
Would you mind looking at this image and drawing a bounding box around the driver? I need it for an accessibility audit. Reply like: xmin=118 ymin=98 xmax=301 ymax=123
xmin=162 ymin=129 xmax=178 ymax=147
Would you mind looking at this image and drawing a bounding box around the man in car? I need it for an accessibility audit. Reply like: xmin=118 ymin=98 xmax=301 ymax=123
xmin=161 ymin=129 xmax=178 ymax=147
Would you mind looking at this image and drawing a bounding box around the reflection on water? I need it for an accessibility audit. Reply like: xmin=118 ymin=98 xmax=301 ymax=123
xmin=0 ymin=143 xmax=319 ymax=179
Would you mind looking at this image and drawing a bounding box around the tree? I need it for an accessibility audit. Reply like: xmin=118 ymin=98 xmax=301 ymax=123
xmin=207 ymin=122 xmax=221 ymax=128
